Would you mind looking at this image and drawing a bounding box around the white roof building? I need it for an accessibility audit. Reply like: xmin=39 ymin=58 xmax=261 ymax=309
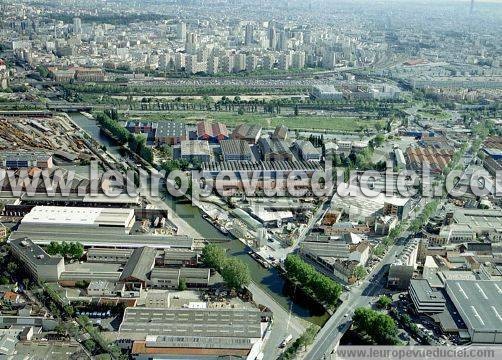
xmin=21 ymin=206 xmax=135 ymax=229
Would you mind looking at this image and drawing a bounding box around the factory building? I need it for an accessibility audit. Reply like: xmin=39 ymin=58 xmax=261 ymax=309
xmin=149 ymin=267 xmax=210 ymax=289
xmin=220 ymin=139 xmax=253 ymax=161
xmin=293 ymin=140 xmax=321 ymax=161
xmin=9 ymin=238 xmax=65 ymax=282
xmin=0 ymin=151 xmax=53 ymax=169
xmin=125 ymin=121 xmax=187 ymax=145
xmin=445 ymin=280 xmax=502 ymax=343
xmin=231 ymin=124 xmax=262 ymax=144
xmin=118 ymin=307 xmax=272 ymax=359
xmin=196 ymin=120 xmax=228 ymax=143
xmin=178 ymin=140 xmax=211 ymax=163
xmin=258 ymin=138 xmax=293 ymax=161
xmin=20 ymin=206 xmax=135 ymax=234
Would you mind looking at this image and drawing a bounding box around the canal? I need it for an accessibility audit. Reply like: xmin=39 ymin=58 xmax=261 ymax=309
xmin=69 ymin=111 xmax=329 ymax=326
xmin=70 ymin=112 xmax=122 ymax=158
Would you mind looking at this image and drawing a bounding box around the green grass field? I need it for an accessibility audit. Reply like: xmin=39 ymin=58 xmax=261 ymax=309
xmin=126 ymin=111 xmax=386 ymax=133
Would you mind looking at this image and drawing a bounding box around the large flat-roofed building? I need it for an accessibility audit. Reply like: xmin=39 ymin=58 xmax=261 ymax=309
xmin=452 ymin=208 xmax=502 ymax=236
xmin=11 ymin=227 xmax=194 ymax=249
xmin=119 ymin=307 xmax=271 ymax=358
xmin=409 ymin=279 xmax=446 ymax=314
xmin=9 ymin=238 xmax=65 ymax=282
xmin=445 ymin=280 xmax=502 ymax=343
xmin=179 ymin=140 xmax=211 ymax=163
xmin=331 ymin=183 xmax=411 ymax=223
xmin=21 ymin=206 xmax=135 ymax=231
xmin=220 ymin=139 xmax=253 ymax=161
xmin=1 ymin=151 xmax=53 ymax=169
xmin=231 ymin=124 xmax=262 ymax=144
xmin=311 ymin=85 xmax=343 ymax=100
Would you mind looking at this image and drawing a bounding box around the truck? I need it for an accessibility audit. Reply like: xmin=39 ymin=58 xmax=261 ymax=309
xmin=279 ymin=334 xmax=293 ymax=348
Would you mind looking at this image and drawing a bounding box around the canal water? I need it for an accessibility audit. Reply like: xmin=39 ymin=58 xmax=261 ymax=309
xmin=70 ymin=112 xmax=122 ymax=158
xmin=68 ymin=112 xmax=329 ymax=326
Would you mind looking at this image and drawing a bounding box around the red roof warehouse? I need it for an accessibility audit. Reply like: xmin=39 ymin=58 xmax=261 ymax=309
xmin=196 ymin=121 xmax=229 ymax=143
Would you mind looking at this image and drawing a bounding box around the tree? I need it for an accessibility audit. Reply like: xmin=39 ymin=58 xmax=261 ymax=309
xmin=221 ymin=258 xmax=251 ymax=289
xmin=377 ymin=295 xmax=392 ymax=309
xmin=201 ymin=244 xmax=226 ymax=271
xmin=0 ymin=276 xmax=9 ymax=285
xmin=178 ymin=278 xmax=187 ymax=291
xmin=373 ymin=134 xmax=385 ymax=148
xmin=353 ymin=307 xmax=399 ymax=345
xmin=298 ymin=325 xmax=319 ymax=350
xmin=7 ymin=262 xmax=17 ymax=274
xmin=55 ymin=324 xmax=67 ymax=335
xmin=22 ymin=278 xmax=30 ymax=290
xmin=47 ymin=241 xmax=61 ymax=255
xmin=353 ymin=265 xmax=367 ymax=280
xmin=284 ymin=254 xmax=342 ymax=306
xmin=68 ymin=242 xmax=84 ymax=260
xmin=83 ymin=339 xmax=97 ymax=353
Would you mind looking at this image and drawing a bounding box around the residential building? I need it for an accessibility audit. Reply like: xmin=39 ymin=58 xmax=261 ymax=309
xmin=387 ymin=238 xmax=419 ymax=289
xmin=383 ymin=198 xmax=411 ymax=220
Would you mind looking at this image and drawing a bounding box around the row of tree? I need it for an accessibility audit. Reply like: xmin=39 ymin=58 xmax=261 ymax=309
xmin=96 ymin=111 xmax=153 ymax=163
xmin=284 ymin=254 xmax=342 ymax=307
xmin=46 ymin=241 xmax=84 ymax=260
xmin=352 ymin=307 xmax=399 ymax=345
xmin=201 ymin=244 xmax=251 ymax=289
xmin=95 ymin=112 xmax=129 ymax=144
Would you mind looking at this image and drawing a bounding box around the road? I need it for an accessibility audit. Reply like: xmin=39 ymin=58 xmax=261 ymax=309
xmin=302 ymin=141 xmax=475 ymax=360
xmin=302 ymin=236 xmax=408 ymax=360
xmin=247 ymin=282 xmax=308 ymax=359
